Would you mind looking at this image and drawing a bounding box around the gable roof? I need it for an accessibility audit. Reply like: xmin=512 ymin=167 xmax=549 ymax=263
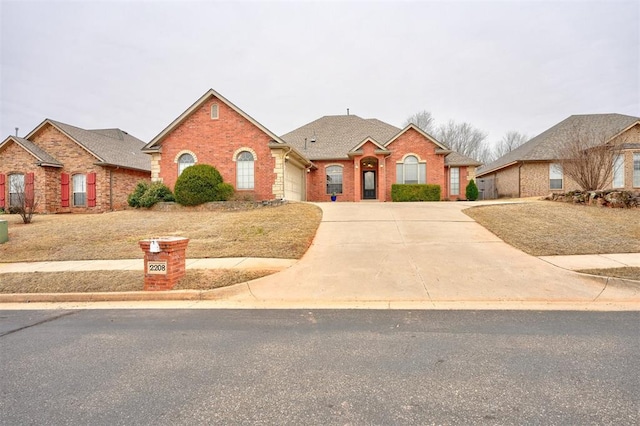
xmin=445 ymin=151 xmax=482 ymax=167
xmin=280 ymin=115 xmax=401 ymax=160
xmin=0 ymin=136 xmax=63 ymax=167
xmin=143 ymin=88 xmax=287 ymax=152
xmin=385 ymin=124 xmax=450 ymax=151
xmin=25 ymin=119 xmax=150 ymax=172
xmin=477 ymin=113 xmax=640 ymax=176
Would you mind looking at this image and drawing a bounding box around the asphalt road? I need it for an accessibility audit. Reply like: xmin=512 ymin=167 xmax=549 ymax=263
xmin=1 ymin=310 xmax=638 ymax=425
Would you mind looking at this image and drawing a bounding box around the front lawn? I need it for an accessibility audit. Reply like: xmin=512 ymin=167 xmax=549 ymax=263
xmin=464 ymin=201 xmax=640 ymax=256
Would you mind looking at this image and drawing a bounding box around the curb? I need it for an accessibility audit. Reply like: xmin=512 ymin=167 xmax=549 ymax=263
xmin=0 ymin=281 xmax=252 ymax=303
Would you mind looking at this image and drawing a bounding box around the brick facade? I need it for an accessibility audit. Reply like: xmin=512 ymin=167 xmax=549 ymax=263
xmin=150 ymin=96 xmax=278 ymax=201
xmin=304 ymin=128 xmax=463 ymax=202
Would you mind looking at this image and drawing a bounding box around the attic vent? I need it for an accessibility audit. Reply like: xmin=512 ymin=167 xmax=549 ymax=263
xmin=211 ymin=104 xmax=219 ymax=119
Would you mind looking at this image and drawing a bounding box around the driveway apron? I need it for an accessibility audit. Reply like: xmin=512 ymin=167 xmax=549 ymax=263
xmin=244 ymin=202 xmax=639 ymax=303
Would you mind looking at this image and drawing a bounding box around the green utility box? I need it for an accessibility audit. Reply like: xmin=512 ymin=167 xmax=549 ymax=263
xmin=0 ymin=220 xmax=7 ymax=244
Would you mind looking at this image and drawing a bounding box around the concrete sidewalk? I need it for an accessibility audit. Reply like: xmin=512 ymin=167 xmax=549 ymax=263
xmin=0 ymin=257 xmax=296 ymax=274
xmin=1 ymin=253 xmax=638 ymax=274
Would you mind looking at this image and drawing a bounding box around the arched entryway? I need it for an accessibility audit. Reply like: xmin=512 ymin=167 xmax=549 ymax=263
xmin=360 ymin=157 xmax=378 ymax=200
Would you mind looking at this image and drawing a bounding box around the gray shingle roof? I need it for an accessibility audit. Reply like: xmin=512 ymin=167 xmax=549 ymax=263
xmin=0 ymin=136 xmax=64 ymax=167
xmin=48 ymin=120 xmax=151 ymax=171
xmin=477 ymin=113 xmax=640 ymax=176
xmin=445 ymin=151 xmax=482 ymax=167
xmin=280 ymin=115 xmax=401 ymax=160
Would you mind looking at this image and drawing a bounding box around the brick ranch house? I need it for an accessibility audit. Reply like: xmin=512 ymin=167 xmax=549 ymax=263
xmin=281 ymin=115 xmax=481 ymax=201
xmin=0 ymin=119 xmax=151 ymax=213
xmin=144 ymin=88 xmax=480 ymax=201
xmin=476 ymin=114 xmax=640 ymax=199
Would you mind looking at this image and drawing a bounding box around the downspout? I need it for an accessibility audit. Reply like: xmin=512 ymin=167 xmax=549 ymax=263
xmin=109 ymin=169 xmax=114 ymax=211
xmin=518 ymin=162 xmax=523 ymax=198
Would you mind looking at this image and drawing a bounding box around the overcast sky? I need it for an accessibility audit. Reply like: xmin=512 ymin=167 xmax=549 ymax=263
xmin=1 ymin=0 xmax=638 ymax=149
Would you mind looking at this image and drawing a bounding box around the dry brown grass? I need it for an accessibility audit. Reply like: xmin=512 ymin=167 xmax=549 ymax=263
xmin=577 ymin=267 xmax=640 ymax=282
xmin=0 ymin=269 xmax=274 ymax=293
xmin=464 ymin=201 xmax=640 ymax=256
xmin=0 ymin=203 xmax=322 ymax=262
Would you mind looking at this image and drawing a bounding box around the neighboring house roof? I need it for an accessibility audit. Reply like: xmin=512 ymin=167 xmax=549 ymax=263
xmin=0 ymin=136 xmax=63 ymax=167
xmin=144 ymin=88 xmax=288 ymax=152
xmin=477 ymin=113 xmax=640 ymax=177
xmin=445 ymin=151 xmax=482 ymax=167
xmin=23 ymin=119 xmax=150 ymax=172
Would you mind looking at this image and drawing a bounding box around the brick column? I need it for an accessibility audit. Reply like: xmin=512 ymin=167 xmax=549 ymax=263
xmin=139 ymin=237 xmax=189 ymax=291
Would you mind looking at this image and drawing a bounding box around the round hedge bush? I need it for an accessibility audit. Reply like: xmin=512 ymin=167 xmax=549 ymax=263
xmin=174 ymin=164 xmax=232 ymax=206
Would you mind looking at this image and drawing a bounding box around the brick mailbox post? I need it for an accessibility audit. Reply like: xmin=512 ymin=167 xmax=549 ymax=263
xmin=139 ymin=237 xmax=189 ymax=291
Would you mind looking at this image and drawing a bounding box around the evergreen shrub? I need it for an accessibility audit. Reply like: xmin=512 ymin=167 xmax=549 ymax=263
xmin=391 ymin=184 xmax=441 ymax=202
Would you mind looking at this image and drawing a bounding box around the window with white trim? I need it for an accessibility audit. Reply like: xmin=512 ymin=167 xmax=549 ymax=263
xmin=549 ymin=163 xmax=563 ymax=190
xmin=211 ymin=104 xmax=219 ymax=119
xmin=178 ymin=153 xmax=195 ymax=176
xmin=73 ymin=174 xmax=87 ymax=206
xmin=396 ymin=155 xmax=426 ymax=184
xmin=326 ymin=166 xmax=343 ymax=194
xmin=8 ymin=173 xmax=24 ymax=207
xmin=613 ymin=154 xmax=624 ymax=188
xmin=450 ymin=167 xmax=460 ymax=195
xmin=236 ymin=151 xmax=255 ymax=189
xmin=634 ymin=153 xmax=640 ymax=187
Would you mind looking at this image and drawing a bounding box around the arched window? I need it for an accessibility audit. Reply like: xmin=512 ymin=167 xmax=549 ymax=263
xmin=236 ymin=151 xmax=255 ymax=189
xmin=397 ymin=155 xmax=426 ymax=184
xmin=178 ymin=153 xmax=195 ymax=176
xmin=326 ymin=165 xmax=343 ymax=194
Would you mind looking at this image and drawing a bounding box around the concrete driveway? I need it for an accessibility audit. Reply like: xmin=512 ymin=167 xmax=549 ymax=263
xmin=242 ymin=202 xmax=639 ymax=306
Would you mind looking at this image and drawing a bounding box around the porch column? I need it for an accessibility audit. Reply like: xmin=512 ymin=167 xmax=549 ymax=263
xmin=379 ymin=155 xmax=387 ymax=202
xmin=353 ymin=158 xmax=361 ymax=202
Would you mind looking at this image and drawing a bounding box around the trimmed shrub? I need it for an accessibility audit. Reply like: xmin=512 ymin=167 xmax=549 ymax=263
xmin=216 ymin=183 xmax=235 ymax=201
xmin=174 ymin=164 xmax=228 ymax=206
xmin=465 ymin=179 xmax=479 ymax=201
xmin=128 ymin=181 xmax=175 ymax=208
xmin=391 ymin=184 xmax=441 ymax=202
xmin=128 ymin=181 xmax=149 ymax=208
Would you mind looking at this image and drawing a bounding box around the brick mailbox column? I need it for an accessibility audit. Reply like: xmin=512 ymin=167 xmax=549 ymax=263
xmin=139 ymin=237 xmax=190 ymax=291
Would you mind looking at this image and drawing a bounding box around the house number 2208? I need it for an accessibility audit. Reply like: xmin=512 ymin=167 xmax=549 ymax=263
xmin=147 ymin=261 xmax=168 ymax=275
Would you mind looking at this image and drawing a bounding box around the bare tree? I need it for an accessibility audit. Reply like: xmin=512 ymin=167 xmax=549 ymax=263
xmin=404 ymin=110 xmax=436 ymax=135
xmin=491 ymin=131 xmax=528 ymax=162
xmin=10 ymin=178 xmax=38 ymax=224
xmin=435 ymin=120 xmax=490 ymax=163
xmin=554 ymin=124 xmax=625 ymax=191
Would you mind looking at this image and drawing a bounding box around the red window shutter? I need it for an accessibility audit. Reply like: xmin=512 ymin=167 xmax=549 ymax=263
xmin=61 ymin=173 xmax=70 ymax=207
xmin=0 ymin=174 xmax=5 ymax=209
xmin=25 ymin=173 xmax=35 ymax=208
xmin=87 ymin=172 xmax=97 ymax=207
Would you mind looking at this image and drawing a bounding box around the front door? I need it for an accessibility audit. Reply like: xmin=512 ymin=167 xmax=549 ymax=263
xmin=363 ymin=170 xmax=376 ymax=200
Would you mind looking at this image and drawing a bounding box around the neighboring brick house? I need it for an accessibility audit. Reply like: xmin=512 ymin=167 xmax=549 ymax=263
xmin=280 ymin=115 xmax=481 ymax=201
xmin=142 ymin=89 xmax=312 ymax=201
xmin=476 ymin=114 xmax=640 ymax=199
xmin=0 ymin=119 xmax=150 ymax=213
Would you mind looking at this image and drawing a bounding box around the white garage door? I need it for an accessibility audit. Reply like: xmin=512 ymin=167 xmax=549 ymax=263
xmin=285 ymin=162 xmax=304 ymax=201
